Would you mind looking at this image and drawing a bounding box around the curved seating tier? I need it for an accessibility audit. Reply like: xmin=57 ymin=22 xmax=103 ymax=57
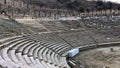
xmin=0 ymin=35 xmax=71 ymax=68
xmin=1 ymin=28 xmax=120 ymax=68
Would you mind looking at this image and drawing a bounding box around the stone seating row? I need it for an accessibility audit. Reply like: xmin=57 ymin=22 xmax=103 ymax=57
xmin=0 ymin=35 xmax=70 ymax=68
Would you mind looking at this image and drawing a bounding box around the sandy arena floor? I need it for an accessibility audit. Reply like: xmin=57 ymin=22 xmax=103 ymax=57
xmin=75 ymin=46 xmax=120 ymax=68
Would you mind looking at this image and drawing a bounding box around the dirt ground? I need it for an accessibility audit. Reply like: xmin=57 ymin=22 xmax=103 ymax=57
xmin=74 ymin=46 xmax=120 ymax=68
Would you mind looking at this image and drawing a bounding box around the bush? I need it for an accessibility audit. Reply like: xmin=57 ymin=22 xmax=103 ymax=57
xmin=79 ymin=6 xmax=85 ymax=12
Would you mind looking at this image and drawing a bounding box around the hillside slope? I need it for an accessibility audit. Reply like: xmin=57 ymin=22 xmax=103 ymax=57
xmin=21 ymin=0 xmax=120 ymax=12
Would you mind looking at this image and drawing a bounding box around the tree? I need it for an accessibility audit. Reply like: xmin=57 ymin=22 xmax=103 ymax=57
xmin=57 ymin=0 xmax=70 ymax=3
xmin=4 ymin=0 xmax=6 ymax=4
xmin=96 ymin=0 xmax=104 ymax=6
xmin=79 ymin=6 xmax=85 ymax=12
xmin=107 ymin=2 xmax=113 ymax=12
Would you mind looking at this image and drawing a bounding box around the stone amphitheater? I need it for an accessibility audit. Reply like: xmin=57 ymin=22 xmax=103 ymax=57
xmin=0 ymin=0 xmax=120 ymax=68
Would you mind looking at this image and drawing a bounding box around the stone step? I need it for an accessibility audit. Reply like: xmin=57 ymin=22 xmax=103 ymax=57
xmin=42 ymin=48 xmax=50 ymax=62
xmin=8 ymin=40 xmax=33 ymax=65
xmin=0 ymin=48 xmax=19 ymax=68
xmin=15 ymin=42 xmax=36 ymax=65
xmin=0 ymin=56 xmax=9 ymax=68
xmin=16 ymin=41 xmax=35 ymax=52
xmin=23 ymin=42 xmax=38 ymax=55
xmin=46 ymin=50 xmax=53 ymax=64
xmin=35 ymin=59 xmax=48 ymax=68
xmin=8 ymin=50 xmax=23 ymax=65
xmin=16 ymin=53 xmax=28 ymax=65
xmin=0 ymin=37 xmax=25 ymax=48
xmin=0 ymin=36 xmax=21 ymax=44
xmin=11 ymin=39 xmax=32 ymax=50
xmin=38 ymin=46 xmax=46 ymax=61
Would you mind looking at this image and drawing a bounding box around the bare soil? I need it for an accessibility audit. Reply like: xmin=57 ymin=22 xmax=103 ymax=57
xmin=75 ymin=46 xmax=120 ymax=68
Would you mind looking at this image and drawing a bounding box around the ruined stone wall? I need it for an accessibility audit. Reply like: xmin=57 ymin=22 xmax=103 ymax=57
xmin=0 ymin=0 xmax=120 ymax=19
